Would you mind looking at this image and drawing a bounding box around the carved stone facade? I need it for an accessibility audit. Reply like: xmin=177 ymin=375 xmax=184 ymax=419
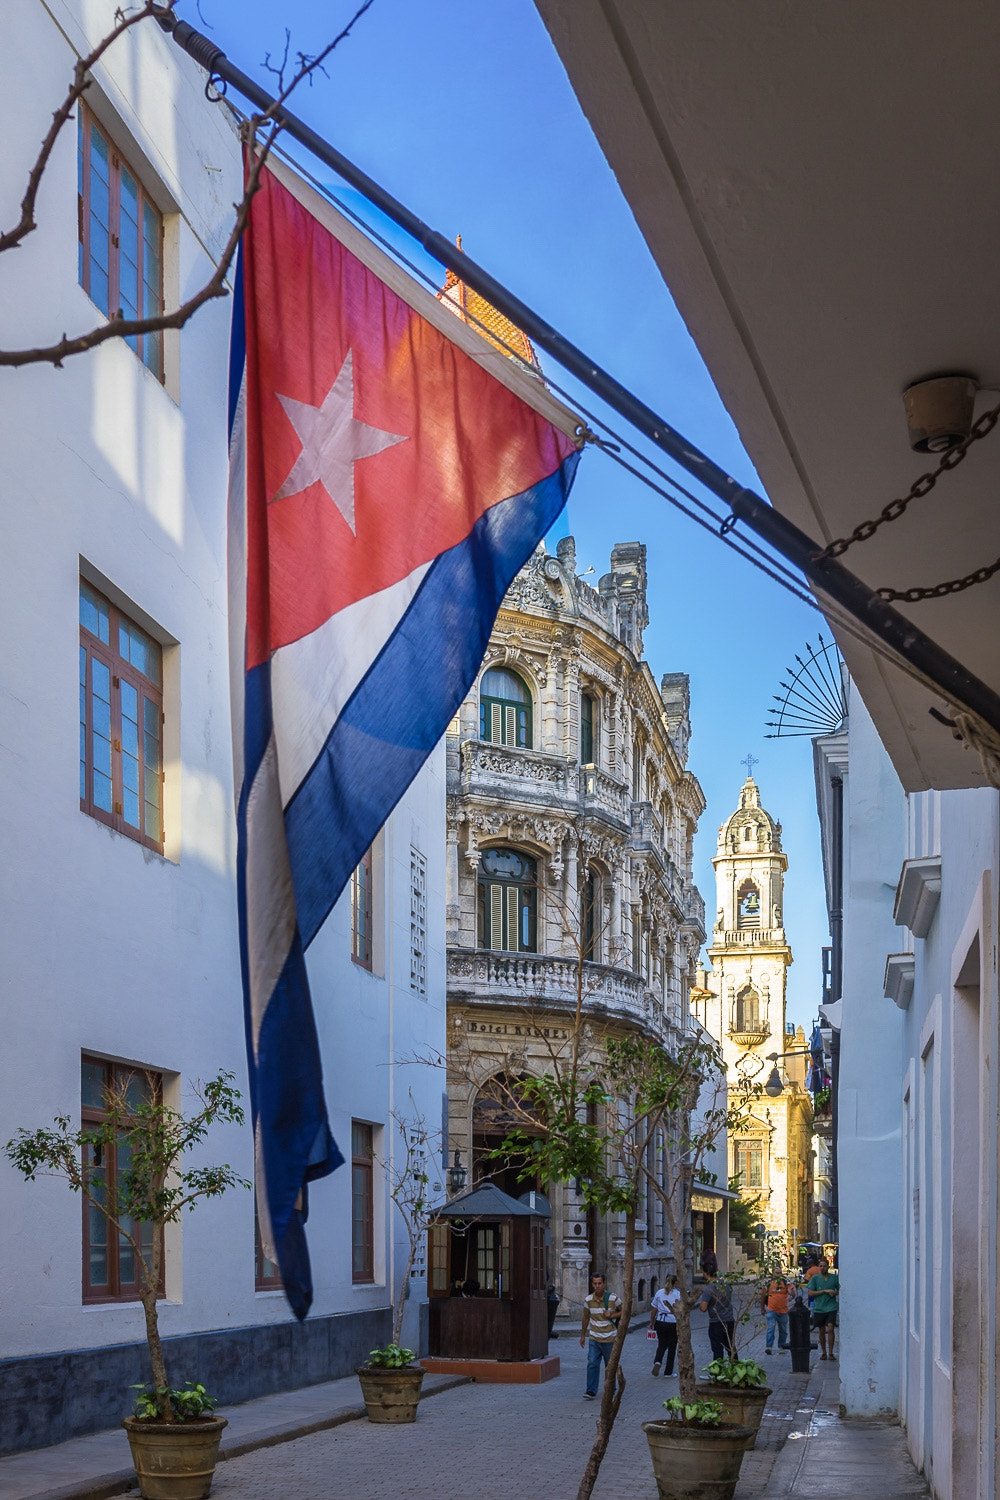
xmin=446 ymin=537 xmax=706 ymax=1316
xmin=700 ymin=778 xmax=814 ymax=1257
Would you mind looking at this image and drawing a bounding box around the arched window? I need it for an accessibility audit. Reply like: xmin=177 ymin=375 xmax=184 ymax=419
xmin=735 ymin=986 xmax=760 ymax=1032
xmin=480 ymin=667 xmax=532 ymax=748
xmin=477 ymin=848 xmax=537 ymax=952
xmin=580 ymin=690 xmax=598 ymax=765
xmin=737 ymin=880 xmax=761 ymax=929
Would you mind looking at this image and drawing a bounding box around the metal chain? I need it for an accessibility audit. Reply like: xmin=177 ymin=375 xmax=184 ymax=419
xmin=817 ymin=396 xmax=1000 ymax=560
xmin=876 ymin=552 xmax=1000 ymax=603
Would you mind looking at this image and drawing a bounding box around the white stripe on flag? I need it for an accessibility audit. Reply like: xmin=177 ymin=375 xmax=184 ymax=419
xmin=244 ymin=733 xmax=297 ymax=1059
xmin=270 ymin=561 xmax=432 ymax=805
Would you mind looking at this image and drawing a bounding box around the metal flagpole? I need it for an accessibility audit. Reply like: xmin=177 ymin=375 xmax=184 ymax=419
xmin=160 ymin=13 xmax=1000 ymax=740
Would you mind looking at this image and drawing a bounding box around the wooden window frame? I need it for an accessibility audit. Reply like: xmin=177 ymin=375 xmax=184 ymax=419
xmin=78 ymin=104 xmax=164 ymax=380
xmin=80 ymin=580 xmax=164 ymax=853
xmin=254 ymin=1200 xmax=282 ymax=1291
xmin=81 ymin=1056 xmax=163 ymax=1305
xmin=734 ymin=1143 xmax=764 ymax=1191
xmin=351 ymin=1121 xmax=374 ymax=1284
xmin=351 ymin=845 xmax=374 ymax=970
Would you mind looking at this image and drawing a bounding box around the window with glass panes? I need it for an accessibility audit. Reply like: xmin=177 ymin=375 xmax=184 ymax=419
xmin=80 ymin=581 xmax=163 ymax=851
xmin=351 ymin=846 xmax=373 ymax=969
xmin=78 ymin=105 xmax=163 ymax=379
xmin=81 ymin=1057 xmax=162 ymax=1303
xmin=734 ymin=1142 xmax=764 ymax=1190
xmin=580 ymin=690 xmax=598 ymax=764
xmin=582 ymin=870 xmax=598 ymax=960
xmin=351 ymin=1121 xmax=374 ymax=1283
xmin=479 ymin=666 xmax=532 ymax=747
xmin=477 ymin=848 xmax=537 ymax=952
xmin=255 ymin=1201 xmax=281 ymax=1290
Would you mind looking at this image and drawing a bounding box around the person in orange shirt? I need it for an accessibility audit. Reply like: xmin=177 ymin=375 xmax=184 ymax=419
xmin=760 ymin=1274 xmax=792 ymax=1354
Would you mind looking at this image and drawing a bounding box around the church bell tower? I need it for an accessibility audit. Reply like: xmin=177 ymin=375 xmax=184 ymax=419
xmin=702 ymin=774 xmax=799 ymax=1244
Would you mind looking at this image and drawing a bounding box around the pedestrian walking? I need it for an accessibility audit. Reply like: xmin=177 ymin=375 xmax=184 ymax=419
xmin=698 ymin=1273 xmax=735 ymax=1362
xmin=761 ymin=1272 xmax=792 ymax=1355
xmin=807 ymin=1256 xmax=840 ymax=1360
xmin=580 ymin=1271 xmax=622 ymax=1399
xmin=649 ymin=1275 xmax=680 ymax=1377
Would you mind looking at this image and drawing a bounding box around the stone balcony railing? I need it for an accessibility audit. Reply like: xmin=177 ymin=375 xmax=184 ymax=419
xmin=460 ymin=740 xmax=574 ymax=804
xmin=447 ymin=947 xmax=675 ymax=1040
xmin=579 ymin=763 xmax=628 ymax=823
xmin=712 ymin=927 xmax=787 ymax=947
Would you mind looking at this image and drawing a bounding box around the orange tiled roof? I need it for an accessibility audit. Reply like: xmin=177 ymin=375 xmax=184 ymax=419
xmin=437 ymin=235 xmax=539 ymax=369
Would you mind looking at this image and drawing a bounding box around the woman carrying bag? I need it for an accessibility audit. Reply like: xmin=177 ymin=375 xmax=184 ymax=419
xmin=649 ymin=1276 xmax=681 ymax=1376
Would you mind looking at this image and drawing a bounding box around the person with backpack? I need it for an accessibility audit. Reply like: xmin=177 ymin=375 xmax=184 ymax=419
xmin=698 ymin=1272 xmax=736 ymax=1362
xmin=580 ymin=1271 xmax=622 ymax=1399
xmin=649 ymin=1275 xmax=681 ymax=1376
xmin=761 ymin=1272 xmax=793 ymax=1354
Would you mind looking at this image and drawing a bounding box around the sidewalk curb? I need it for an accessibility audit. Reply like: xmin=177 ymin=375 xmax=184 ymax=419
xmin=23 ymin=1374 xmax=472 ymax=1500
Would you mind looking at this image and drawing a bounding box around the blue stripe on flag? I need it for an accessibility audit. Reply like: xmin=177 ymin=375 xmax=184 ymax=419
xmin=254 ymin=929 xmax=344 ymax=1318
xmin=285 ymin=453 xmax=578 ymax=947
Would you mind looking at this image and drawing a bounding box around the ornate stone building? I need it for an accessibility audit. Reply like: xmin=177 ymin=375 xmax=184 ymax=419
xmin=700 ymin=777 xmax=814 ymax=1258
xmin=445 ymin=536 xmax=707 ymax=1314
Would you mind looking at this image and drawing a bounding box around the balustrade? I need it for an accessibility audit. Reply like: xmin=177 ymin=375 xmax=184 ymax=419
xmin=447 ymin=947 xmax=673 ymax=1040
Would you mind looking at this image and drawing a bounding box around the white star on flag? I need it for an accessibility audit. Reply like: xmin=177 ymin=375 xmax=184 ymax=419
xmin=273 ymin=350 xmax=408 ymax=532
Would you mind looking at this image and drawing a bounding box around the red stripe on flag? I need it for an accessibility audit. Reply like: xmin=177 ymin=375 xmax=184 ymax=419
xmin=242 ymin=165 xmax=576 ymax=669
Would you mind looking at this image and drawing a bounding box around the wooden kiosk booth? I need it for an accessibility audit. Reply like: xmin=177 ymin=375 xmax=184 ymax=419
xmin=423 ymin=1182 xmax=558 ymax=1380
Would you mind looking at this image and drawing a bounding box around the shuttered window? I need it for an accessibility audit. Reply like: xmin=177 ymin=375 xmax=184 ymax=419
xmin=477 ymin=848 xmax=537 ymax=951
xmin=480 ymin=667 xmax=532 ymax=748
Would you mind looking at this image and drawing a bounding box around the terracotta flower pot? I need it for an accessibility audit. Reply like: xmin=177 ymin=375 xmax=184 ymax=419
xmin=643 ymin=1418 xmax=755 ymax=1500
xmin=695 ymin=1381 xmax=772 ymax=1447
xmin=122 ymin=1415 xmax=227 ymax=1500
xmin=356 ymin=1363 xmax=426 ymax=1423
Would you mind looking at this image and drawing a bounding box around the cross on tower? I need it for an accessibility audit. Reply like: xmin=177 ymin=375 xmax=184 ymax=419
xmin=742 ymin=752 xmax=758 ymax=778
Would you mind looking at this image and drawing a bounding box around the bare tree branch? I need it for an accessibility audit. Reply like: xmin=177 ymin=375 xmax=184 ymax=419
xmin=0 ymin=0 xmax=378 ymax=369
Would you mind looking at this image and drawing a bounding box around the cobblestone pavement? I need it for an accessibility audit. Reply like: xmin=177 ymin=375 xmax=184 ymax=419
xmin=213 ymin=1318 xmax=713 ymax=1500
xmin=0 ymin=1307 xmax=930 ymax=1500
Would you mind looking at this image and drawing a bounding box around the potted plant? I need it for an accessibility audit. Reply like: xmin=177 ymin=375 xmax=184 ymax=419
xmin=4 ymin=1070 xmax=249 ymax=1499
xmin=643 ymin=1396 xmax=754 ymax=1500
xmin=354 ymin=1106 xmax=439 ymax=1422
xmin=696 ymin=1355 xmax=771 ymax=1445
xmin=356 ymin=1341 xmax=426 ymax=1423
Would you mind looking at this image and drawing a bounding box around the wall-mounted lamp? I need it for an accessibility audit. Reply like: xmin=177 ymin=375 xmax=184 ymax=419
xmin=903 ymin=374 xmax=977 ymax=454
xmin=447 ymin=1148 xmax=468 ymax=1196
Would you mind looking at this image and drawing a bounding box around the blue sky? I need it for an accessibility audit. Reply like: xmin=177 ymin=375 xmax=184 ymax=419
xmin=193 ymin=0 xmax=830 ymax=1030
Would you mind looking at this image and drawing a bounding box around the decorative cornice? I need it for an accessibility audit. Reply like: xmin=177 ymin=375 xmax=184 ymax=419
xmin=893 ymin=856 xmax=942 ymax=939
xmin=884 ymin=952 xmax=915 ymax=1010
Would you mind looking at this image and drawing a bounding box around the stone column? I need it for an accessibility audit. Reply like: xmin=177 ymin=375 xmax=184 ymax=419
xmin=446 ymin=818 xmax=461 ymax=945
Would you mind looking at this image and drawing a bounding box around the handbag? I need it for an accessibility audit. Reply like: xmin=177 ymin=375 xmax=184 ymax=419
xmin=646 ymin=1328 xmax=658 ymax=1341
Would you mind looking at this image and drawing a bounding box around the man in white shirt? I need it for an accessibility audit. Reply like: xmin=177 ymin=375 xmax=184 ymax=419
xmin=649 ymin=1276 xmax=681 ymax=1376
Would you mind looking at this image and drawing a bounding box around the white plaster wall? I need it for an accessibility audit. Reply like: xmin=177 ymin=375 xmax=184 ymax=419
xmin=897 ymin=788 xmax=998 ymax=1499
xmin=834 ymin=685 xmax=906 ymax=1419
xmin=0 ymin=0 xmax=446 ymax=1364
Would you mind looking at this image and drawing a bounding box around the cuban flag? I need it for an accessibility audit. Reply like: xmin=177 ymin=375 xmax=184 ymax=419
xmin=228 ymin=158 xmax=580 ymax=1318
